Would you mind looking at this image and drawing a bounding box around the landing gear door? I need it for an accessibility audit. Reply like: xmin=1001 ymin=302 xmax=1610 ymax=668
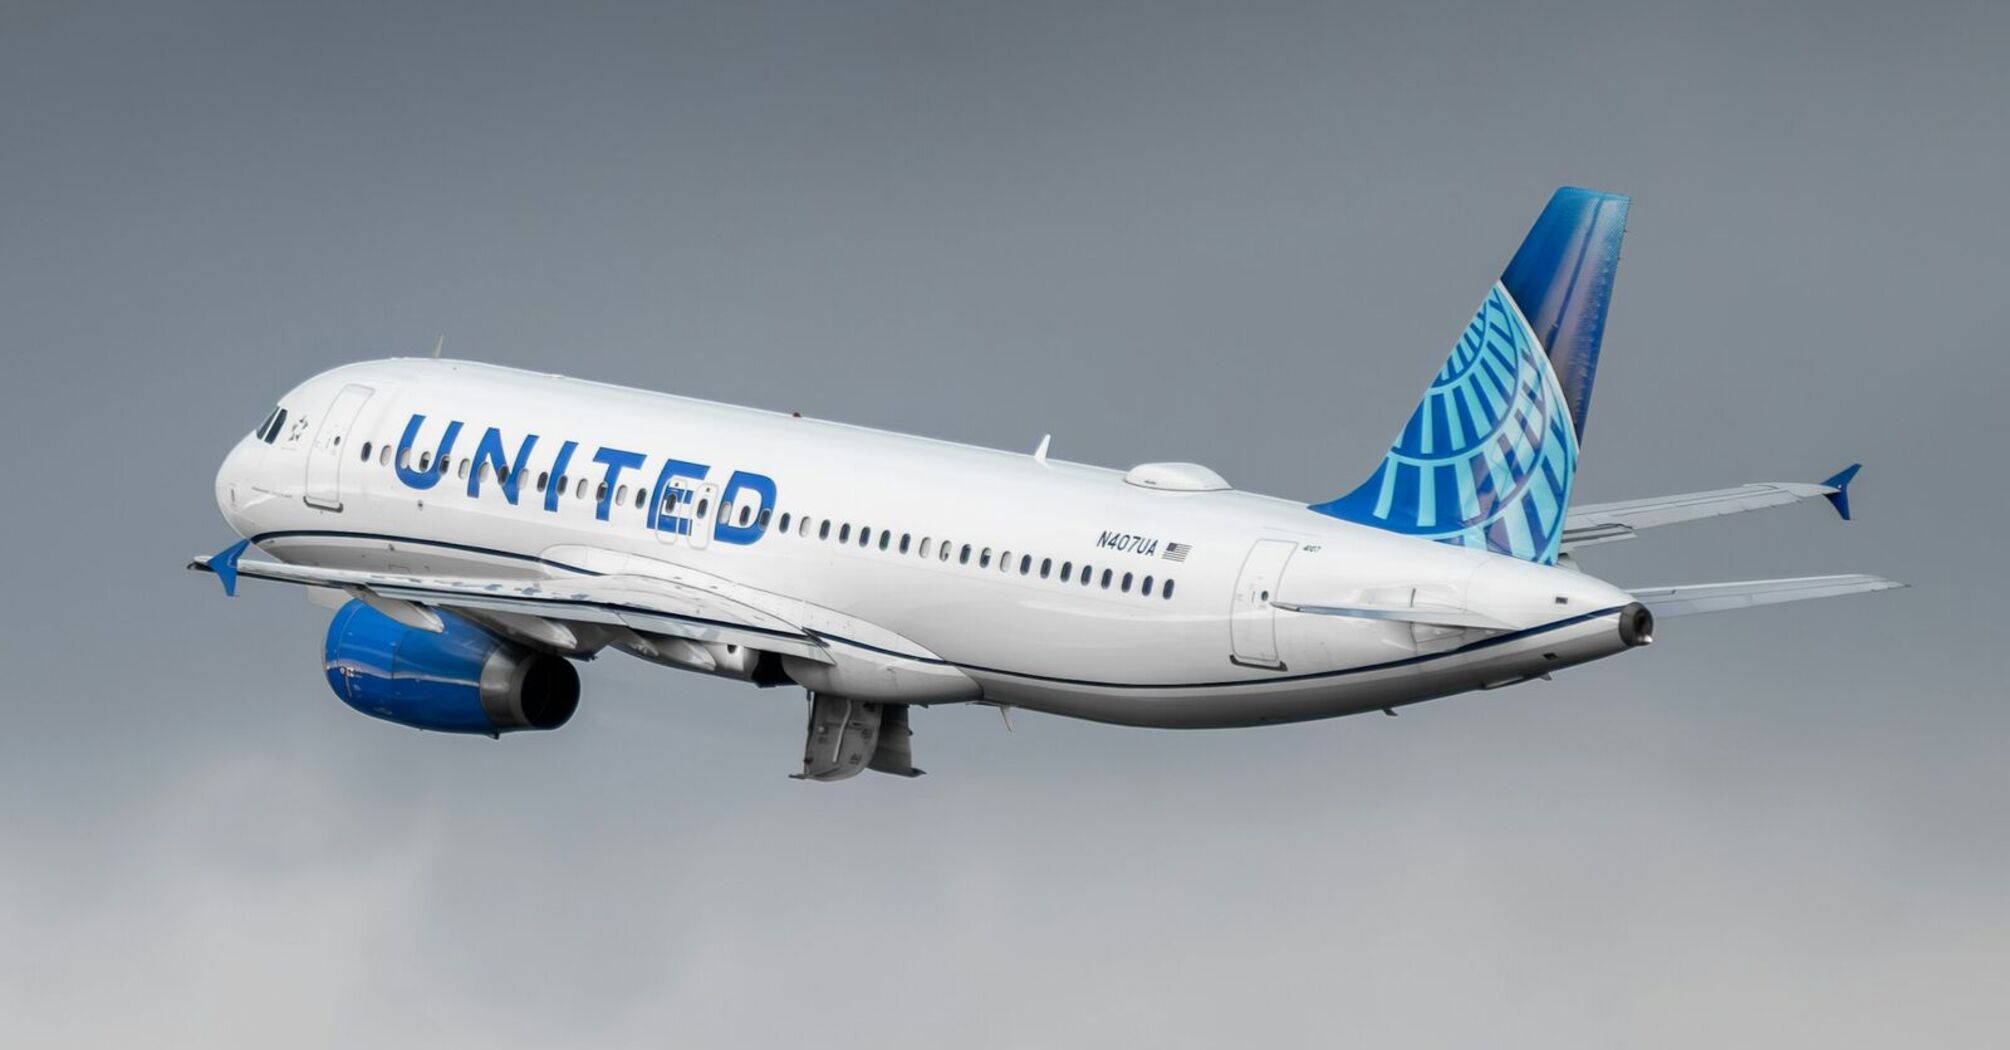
xmin=303 ymin=384 xmax=373 ymax=511
xmin=1230 ymin=538 xmax=1298 ymax=668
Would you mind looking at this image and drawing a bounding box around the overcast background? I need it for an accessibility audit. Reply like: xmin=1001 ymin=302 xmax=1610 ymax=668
xmin=2 ymin=2 xmax=2005 ymax=1046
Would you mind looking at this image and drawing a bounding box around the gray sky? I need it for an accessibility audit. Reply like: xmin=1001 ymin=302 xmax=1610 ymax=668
xmin=2 ymin=2 xmax=2004 ymax=1046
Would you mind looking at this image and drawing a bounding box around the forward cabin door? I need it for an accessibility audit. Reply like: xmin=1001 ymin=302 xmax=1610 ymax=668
xmin=687 ymin=481 xmax=720 ymax=550
xmin=1229 ymin=538 xmax=1298 ymax=668
xmin=303 ymin=384 xmax=374 ymax=511
xmin=653 ymin=475 xmax=717 ymax=548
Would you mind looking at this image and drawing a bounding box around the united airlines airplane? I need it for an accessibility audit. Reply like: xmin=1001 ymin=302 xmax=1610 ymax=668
xmin=193 ymin=188 xmax=1899 ymax=781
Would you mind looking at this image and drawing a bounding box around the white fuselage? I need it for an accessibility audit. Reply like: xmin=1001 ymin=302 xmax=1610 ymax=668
xmin=215 ymin=359 xmax=1642 ymax=727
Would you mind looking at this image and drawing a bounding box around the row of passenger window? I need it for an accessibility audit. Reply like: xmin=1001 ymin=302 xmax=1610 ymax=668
xmin=354 ymin=438 xmax=1175 ymax=600
xmin=767 ymin=510 xmax=1177 ymax=600
xmin=357 ymin=440 xmax=673 ymax=513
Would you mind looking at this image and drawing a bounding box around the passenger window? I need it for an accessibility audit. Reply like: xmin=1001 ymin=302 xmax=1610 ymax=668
xmin=359 ymin=441 xmax=373 ymax=462
xmin=616 ymin=484 xmax=629 ymax=506
xmin=1163 ymin=579 xmax=1176 ymax=599
xmin=839 ymin=523 xmax=851 ymax=543
xmin=1060 ymin=561 xmax=1072 ymax=582
xmin=1121 ymin=572 xmax=1133 ymax=593
xmin=1040 ymin=558 xmax=1051 ymax=579
xmin=979 ymin=548 xmax=992 ymax=569
xmin=959 ymin=544 xmax=972 ymax=565
xmin=919 ymin=537 xmax=931 ymax=558
xmin=999 ymin=550 xmax=1012 ymax=572
xmin=858 ymin=526 xmax=870 ymax=547
xmin=899 ymin=533 xmax=910 ymax=554
xmin=1019 ymin=555 xmax=1031 ymax=575
xmin=596 ymin=482 xmax=608 ymax=503
xmin=1100 ymin=569 xmax=1112 ymax=589
xmin=879 ymin=531 xmax=891 ymax=551
xmin=819 ymin=520 xmax=831 ymax=540
xmin=696 ymin=498 xmax=710 ymax=519
xmin=1081 ymin=564 xmax=1093 ymax=586
xmin=635 ymin=487 xmax=647 ymax=510
xmin=418 ymin=451 xmax=432 ymax=471
xmin=759 ymin=507 xmax=772 ymax=528
xmin=497 ymin=466 xmax=509 ymax=485
xmin=399 ymin=448 xmax=412 ymax=469
xmin=740 ymin=505 xmax=753 ymax=527
xmin=380 ymin=445 xmax=391 ymax=467
xmin=1142 ymin=575 xmax=1154 ymax=597
xmin=721 ymin=501 xmax=734 ymax=522
xmin=576 ymin=478 xmax=588 ymax=499
xmin=457 ymin=459 xmax=469 ymax=480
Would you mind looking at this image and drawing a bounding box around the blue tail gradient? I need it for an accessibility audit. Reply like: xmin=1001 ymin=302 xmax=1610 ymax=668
xmin=1310 ymin=188 xmax=1629 ymax=565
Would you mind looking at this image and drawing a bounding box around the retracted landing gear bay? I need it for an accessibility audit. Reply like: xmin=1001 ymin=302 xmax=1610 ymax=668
xmin=793 ymin=692 xmax=924 ymax=782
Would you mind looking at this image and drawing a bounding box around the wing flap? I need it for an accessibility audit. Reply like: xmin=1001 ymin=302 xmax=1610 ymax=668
xmin=1628 ymin=574 xmax=1904 ymax=618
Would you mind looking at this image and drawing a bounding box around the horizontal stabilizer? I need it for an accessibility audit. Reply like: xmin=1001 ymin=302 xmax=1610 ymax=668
xmin=1563 ymin=465 xmax=1861 ymax=550
xmin=1628 ymin=574 xmax=1904 ymax=618
xmin=1271 ymin=600 xmax=1512 ymax=631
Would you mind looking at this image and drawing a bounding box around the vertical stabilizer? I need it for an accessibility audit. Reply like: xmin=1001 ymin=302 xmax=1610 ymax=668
xmin=1310 ymin=188 xmax=1629 ymax=565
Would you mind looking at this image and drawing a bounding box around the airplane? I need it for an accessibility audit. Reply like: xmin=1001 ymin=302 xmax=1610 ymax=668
xmin=191 ymin=188 xmax=1901 ymax=782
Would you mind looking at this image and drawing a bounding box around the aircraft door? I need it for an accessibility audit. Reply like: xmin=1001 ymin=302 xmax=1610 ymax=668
xmin=652 ymin=470 xmax=710 ymax=547
xmin=1230 ymin=538 xmax=1298 ymax=668
xmin=687 ymin=481 xmax=719 ymax=550
xmin=303 ymin=383 xmax=374 ymax=511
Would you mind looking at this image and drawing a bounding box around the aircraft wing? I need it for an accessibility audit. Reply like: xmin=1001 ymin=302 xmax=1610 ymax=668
xmin=1562 ymin=465 xmax=1860 ymax=550
xmin=189 ymin=540 xmax=833 ymax=663
xmin=1627 ymin=573 xmax=1904 ymax=618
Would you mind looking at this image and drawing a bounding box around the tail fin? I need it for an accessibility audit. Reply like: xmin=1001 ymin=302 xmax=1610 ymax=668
xmin=1310 ymin=187 xmax=1629 ymax=565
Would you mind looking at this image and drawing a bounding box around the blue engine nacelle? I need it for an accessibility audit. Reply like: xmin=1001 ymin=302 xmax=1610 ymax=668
xmin=323 ymin=600 xmax=580 ymax=734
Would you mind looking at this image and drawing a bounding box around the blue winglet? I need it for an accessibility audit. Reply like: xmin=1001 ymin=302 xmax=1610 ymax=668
xmin=1821 ymin=463 xmax=1861 ymax=521
xmin=210 ymin=539 xmax=251 ymax=596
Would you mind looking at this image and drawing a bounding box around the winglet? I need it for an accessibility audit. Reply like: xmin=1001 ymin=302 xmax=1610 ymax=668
xmin=207 ymin=539 xmax=251 ymax=596
xmin=1821 ymin=463 xmax=1861 ymax=521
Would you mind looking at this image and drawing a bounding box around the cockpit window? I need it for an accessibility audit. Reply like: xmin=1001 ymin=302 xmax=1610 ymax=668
xmin=254 ymin=407 xmax=280 ymax=441
xmin=264 ymin=408 xmax=288 ymax=444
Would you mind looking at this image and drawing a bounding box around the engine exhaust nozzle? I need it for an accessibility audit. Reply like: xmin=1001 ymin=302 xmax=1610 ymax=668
xmin=1618 ymin=602 xmax=1655 ymax=647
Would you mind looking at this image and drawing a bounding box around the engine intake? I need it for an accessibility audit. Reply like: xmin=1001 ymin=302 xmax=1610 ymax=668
xmin=323 ymin=599 xmax=579 ymax=734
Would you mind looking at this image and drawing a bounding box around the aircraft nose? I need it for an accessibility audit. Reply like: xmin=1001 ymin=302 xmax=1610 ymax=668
xmin=214 ymin=435 xmax=260 ymax=536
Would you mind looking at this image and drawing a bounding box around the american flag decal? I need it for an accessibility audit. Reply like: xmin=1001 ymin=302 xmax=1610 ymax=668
xmin=1163 ymin=542 xmax=1191 ymax=563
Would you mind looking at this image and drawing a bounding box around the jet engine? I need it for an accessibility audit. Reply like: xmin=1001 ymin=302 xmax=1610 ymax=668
xmin=323 ymin=599 xmax=579 ymax=734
